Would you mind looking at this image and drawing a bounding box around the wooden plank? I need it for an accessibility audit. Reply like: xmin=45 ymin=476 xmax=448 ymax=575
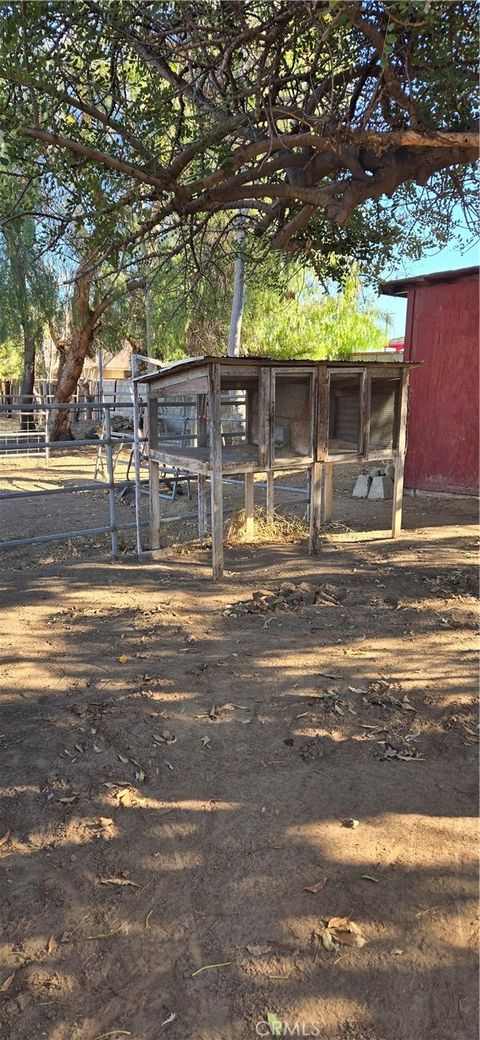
xmin=272 ymin=364 xmax=317 ymax=377
xmin=324 ymin=451 xmax=362 ymax=464
xmin=309 ymin=461 xmax=323 ymax=555
xmin=322 ymin=463 xmax=334 ymax=524
xmin=208 ymin=363 xmax=224 ymax=580
xmin=149 ymin=459 xmax=161 ymax=550
xmin=360 ymin=370 xmax=371 ymax=460
xmin=266 ymin=470 xmax=274 ymax=523
xmin=148 ymin=394 xmax=158 ymax=450
xmin=147 ymin=367 xmax=208 ymax=395
xmin=197 ymin=393 xmax=208 ymax=448
xmin=244 ymin=472 xmax=254 ymax=539
xmin=148 ymin=447 xmax=209 ymax=475
xmin=317 ymin=367 xmax=329 ymax=460
xmin=197 ymin=475 xmax=207 ymax=539
xmin=391 ymin=370 xmax=410 ymax=538
xmin=258 ymin=366 xmax=271 ymax=468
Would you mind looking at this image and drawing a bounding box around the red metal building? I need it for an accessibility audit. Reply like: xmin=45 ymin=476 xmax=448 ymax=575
xmin=380 ymin=266 xmax=479 ymax=496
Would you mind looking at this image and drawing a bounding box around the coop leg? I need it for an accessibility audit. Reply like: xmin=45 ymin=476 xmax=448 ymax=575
xmin=149 ymin=458 xmax=161 ymax=550
xmin=266 ymin=470 xmax=274 ymax=523
xmin=322 ymin=463 xmax=334 ymax=524
xmin=309 ymin=461 xmax=323 ymax=555
xmin=198 ymin=475 xmax=207 ymax=539
xmin=244 ymin=472 xmax=254 ymax=539
xmin=208 ymin=363 xmax=224 ymax=580
xmin=210 ymin=474 xmax=224 ymax=580
xmin=391 ymin=453 xmax=405 ymax=538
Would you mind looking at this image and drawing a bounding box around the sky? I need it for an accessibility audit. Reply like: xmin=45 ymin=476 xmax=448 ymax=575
xmin=375 ymin=229 xmax=480 ymax=339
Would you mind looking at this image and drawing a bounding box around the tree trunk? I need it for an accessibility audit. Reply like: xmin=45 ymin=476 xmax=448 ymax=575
xmin=227 ymin=211 xmax=246 ymax=357
xmin=48 ymin=326 xmax=94 ymax=440
xmin=4 ymin=379 xmax=12 ymax=419
xmin=48 ymin=269 xmax=94 ymax=441
xmin=19 ymin=319 xmax=36 ymax=431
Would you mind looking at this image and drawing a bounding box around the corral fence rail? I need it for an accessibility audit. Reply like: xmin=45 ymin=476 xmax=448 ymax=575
xmin=0 ymin=400 xmax=146 ymax=558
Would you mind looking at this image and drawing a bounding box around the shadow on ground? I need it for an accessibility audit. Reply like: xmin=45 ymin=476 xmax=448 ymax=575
xmin=0 ymin=522 xmax=478 ymax=1040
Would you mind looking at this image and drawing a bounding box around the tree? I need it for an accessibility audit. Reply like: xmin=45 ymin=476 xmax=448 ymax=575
xmin=143 ymin=239 xmax=388 ymax=360
xmin=47 ymin=248 xmax=145 ymax=441
xmin=0 ymin=179 xmax=60 ymax=426
xmin=0 ymin=0 xmax=476 ymax=270
xmin=243 ymin=266 xmax=389 ymax=359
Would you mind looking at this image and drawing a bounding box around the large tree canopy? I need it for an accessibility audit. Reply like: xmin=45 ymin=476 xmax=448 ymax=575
xmin=0 ymin=0 xmax=477 ymax=270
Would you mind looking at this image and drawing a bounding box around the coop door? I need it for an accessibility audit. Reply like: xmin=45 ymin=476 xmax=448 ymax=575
xmin=273 ymin=372 xmax=314 ymax=463
xmin=328 ymin=373 xmax=362 ymax=455
xmin=219 ymin=369 xmax=261 ymax=465
xmin=369 ymin=376 xmax=401 ymax=451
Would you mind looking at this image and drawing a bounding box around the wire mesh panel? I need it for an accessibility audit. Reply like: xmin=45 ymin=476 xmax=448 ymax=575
xmin=273 ymin=372 xmax=314 ymax=462
xmin=369 ymin=375 xmax=401 ymax=450
xmin=219 ymin=369 xmax=261 ymax=466
xmin=328 ymin=373 xmax=362 ymax=455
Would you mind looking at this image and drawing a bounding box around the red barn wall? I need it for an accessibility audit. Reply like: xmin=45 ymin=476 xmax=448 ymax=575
xmin=403 ymin=274 xmax=479 ymax=495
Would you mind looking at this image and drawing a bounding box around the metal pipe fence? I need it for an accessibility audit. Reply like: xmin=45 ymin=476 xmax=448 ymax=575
xmin=0 ymin=375 xmax=310 ymax=562
xmin=0 ymin=401 xmax=145 ymax=558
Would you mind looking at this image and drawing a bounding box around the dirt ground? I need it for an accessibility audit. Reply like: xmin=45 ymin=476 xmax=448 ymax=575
xmin=0 ymin=452 xmax=478 ymax=1040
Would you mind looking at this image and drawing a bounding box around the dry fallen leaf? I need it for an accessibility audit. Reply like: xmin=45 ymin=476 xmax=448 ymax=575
xmin=55 ymin=795 xmax=78 ymax=804
xmin=99 ymin=877 xmax=140 ymax=888
xmin=117 ymin=753 xmax=129 ymax=764
xmin=0 ymin=970 xmax=16 ymax=992
xmin=46 ymin=934 xmax=58 ymax=955
xmin=160 ymin=1012 xmax=176 ymax=1028
xmin=327 ymin=916 xmax=367 ymax=948
xmin=118 ymin=655 xmax=128 ymax=664
xmin=154 ymin=731 xmax=176 ymax=745
xmin=304 ymin=877 xmax=328 ymax=894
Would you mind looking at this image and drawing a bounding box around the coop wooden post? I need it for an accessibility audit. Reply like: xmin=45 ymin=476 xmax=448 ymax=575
xmin=266 ymin=470 xmax=274 ymax=523
xmin=197 ymin=393 xmax=208 ymax=447
xmin=197 ymin=474 xmax=207 ymax=539
xmin=208 ymin=363 xmax=224 ymax=579
xmin=258 ymin=366 xmax=271 ymax=468
xmin=309 ymin=461 xmax=323 ymax=555
xmin=317 ymin=366 xmax=329 ymax=461
xmin=148 ymin=394 xmax=161 ymax=550
xmin=391 ymin=369 xmax=409 ymax=538
xmin=244 ymin=471 xmax=254 ymax=538
xmin=361 ymin=369 xmax=371 ymax=460
xmin=322 ymin=463 xmax=334 ymax=524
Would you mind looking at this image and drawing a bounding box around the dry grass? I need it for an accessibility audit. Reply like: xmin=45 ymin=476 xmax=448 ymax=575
xmin=168 ymin=508 xmax=309 ymax=555
xmin=225 ymin=506 xmax=309 ymax=545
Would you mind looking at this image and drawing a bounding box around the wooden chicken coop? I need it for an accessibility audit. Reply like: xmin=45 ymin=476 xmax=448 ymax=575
xmin=136 ymin=357 xmax=417 ymax=579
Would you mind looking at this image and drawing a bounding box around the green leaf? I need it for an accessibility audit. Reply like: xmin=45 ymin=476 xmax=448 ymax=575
xmin=266 ymin=1012 xmax=283 ymax=1036
xmin=321 ymin=928 xmax=336 ymax=951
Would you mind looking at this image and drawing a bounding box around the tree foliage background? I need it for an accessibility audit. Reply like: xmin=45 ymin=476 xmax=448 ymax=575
xmin=0 ymin=1 xmax=477 ymax=400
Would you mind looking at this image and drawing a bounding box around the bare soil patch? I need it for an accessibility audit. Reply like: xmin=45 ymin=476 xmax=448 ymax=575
xmin=0 ymin=457 xmax=478 ymax=1040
